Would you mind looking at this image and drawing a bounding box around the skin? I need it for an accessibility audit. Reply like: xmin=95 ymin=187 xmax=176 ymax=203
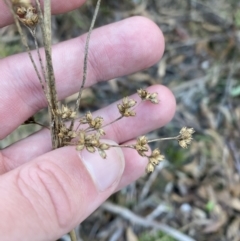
xmin=0 ymin=0 xmax=176 ymax=240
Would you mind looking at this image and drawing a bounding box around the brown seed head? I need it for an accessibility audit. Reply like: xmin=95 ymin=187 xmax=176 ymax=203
xmin=57 ymin=105 xmax=76 ymax=120
xmin=76 ymin=131 xmax=102 ymax=153
xmin=137 ymin=89 xmax=159 ymax=104
xmin=134 ymin=136 xmax=148 ymax=156
xmin=76 ymin=131 xmax=110 ymax=158
xmin=86 ymin=112 xmax=93 ymax=122
xmin=99 ymin=143 xmax=110 ymax=150
xmin=148 ymin=148 xmax=164 ymax=166
xmin=117 ymin=97 xmax=137 ymax=117
xmin=58 ymin=124 xmax=77 ymax=142
xmin=177 ymin=127 xmax=195 ymax=148
xmin=80 ymin=112 xmax=104 ymax=130
xmin=16 ymin=5 xmax=39 ymax=28
xmin=146 ymin=162 xmax=154 ymax=173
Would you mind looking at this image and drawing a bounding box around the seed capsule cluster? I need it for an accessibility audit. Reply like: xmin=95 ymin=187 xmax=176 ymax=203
xmin=12 ymin=0 xmax=39 ymax=28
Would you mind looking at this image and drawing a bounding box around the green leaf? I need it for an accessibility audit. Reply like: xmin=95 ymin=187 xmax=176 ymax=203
xmin=231 ymin=85 xmax=240 ymax=97
xmin=205 ymin=201 xmax=215 ymax=212
xmin=235 ymin=9 xmax=240 ymax=27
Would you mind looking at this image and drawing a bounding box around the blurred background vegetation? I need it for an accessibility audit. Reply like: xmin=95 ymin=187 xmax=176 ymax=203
xmin=1 ymin=0 xmax=240 ymax=240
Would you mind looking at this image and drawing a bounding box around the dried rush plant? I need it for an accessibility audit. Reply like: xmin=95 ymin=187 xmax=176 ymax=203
xmin=4 ymin=0 xmax=195 ymax=240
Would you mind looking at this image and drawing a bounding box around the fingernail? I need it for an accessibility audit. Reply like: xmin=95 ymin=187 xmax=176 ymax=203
xmin=80 ymin=140 xmax=125 ymax=192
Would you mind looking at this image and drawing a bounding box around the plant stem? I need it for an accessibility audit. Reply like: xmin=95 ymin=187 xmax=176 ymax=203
xmin=70 ymin=0 xmax=102 ymax=131
xmin=30 ymin=28 xmax=47 ymax=84
xmin=4 ymin=0 xmax=48 ymax=100
xmin=69 ymin=230 xmax=77 ymax=241
xmin=102 ymin=116 xmax=123 ymax=128
xmin=22 ymin=120 xmax=49 ymax=129
xmin=147 ymin=136 xmax=178 ymax=143
xmin=110 ymin=144 xmax=135 ymax=149
xmin=42 ymin=0 xmax=62 ymax=149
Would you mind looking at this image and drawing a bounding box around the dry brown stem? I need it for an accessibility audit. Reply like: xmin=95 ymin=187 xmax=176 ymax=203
xmin=70 ymin=0 xmax=102 ymax=131
xmin=102 ymin=201 xmax=196 ymax=241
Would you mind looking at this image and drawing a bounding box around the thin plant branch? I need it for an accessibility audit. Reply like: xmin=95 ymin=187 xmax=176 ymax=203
xmin=75 ymin=121 xmax=82 ymax=131
xmin=23 ymin=120 xmax=49 ymax=129
xmin=4 ymin=0 xmax=47 ymax=98
xmin=102 ymin=116 xmax=123 ymax=129
xmin=70 ymin=0 xmax=101 ymax=131
xmin=147 ymin=136 xmax=178 ymax=143
xmin=110 ymin=144 xmax=135 ymax=149
xmin=35 ymin=0 xmax=55 ymax=109
xmin=30 ymin=28 xmax=47 ymax=84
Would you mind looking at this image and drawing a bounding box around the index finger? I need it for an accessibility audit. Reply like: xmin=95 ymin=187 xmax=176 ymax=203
xmin=0 ymin=0 xmax=86 ymax=28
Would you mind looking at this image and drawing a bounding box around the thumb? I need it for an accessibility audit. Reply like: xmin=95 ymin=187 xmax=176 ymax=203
xmin=0 ymin=140 xmax=125 ymax=241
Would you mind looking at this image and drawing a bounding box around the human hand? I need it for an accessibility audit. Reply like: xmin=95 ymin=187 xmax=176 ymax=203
xmin=0 ymin=0 xmax=176 ymax=240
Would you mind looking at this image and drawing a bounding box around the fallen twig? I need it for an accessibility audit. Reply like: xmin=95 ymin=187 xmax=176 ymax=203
xmin=101 ymin=202 xmax=196 ymax=241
